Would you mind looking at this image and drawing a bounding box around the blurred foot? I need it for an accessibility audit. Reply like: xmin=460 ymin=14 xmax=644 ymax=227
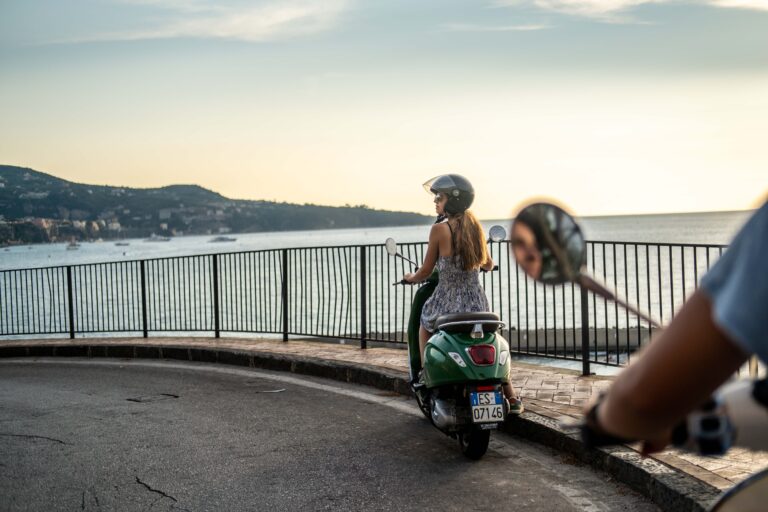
xmin=506 ymin=397 xmax=524 ymax=416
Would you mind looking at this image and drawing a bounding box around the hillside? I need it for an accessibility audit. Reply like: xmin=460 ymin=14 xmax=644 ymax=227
xmin=0 ymin=165 xmax=431 ymax=243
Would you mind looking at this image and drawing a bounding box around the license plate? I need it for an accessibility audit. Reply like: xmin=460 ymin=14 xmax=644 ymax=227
xmin=470 ymin=390 xmax=504 ymax=423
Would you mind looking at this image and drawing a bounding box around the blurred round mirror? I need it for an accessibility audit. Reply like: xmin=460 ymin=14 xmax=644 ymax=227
xmin=511 ymin=202 xmax=586 ymax=285
xmin=488 ymin=225 xmax=507 ymax=243
xmin=385 ymin=238 xmax=398 ymax=256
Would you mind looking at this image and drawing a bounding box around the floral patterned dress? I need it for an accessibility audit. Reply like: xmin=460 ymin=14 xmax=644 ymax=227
xmin=420 ymin=255 xmax=490 ymax=333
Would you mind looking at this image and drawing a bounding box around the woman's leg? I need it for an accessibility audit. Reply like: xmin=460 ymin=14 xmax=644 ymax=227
xmin=502 ymin=364 xmax=524 ymax=414
xmin=502 ymin=382 xmax=519 ymax=400
xmin=502 ymin=364 xmax=520 ymax=400
xmin=418 ymin=325 xmax=431 ymax=368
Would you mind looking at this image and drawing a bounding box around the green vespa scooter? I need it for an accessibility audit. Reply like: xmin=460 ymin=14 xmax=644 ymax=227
xmin=385 ymin=225 xmax=513 ymax=460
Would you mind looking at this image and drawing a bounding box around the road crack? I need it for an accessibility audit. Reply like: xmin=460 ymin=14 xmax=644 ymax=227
xmin=0 ymin=432 xmax=68 ymax=445
xmin=135 ymin=477 xmax=178 ymax=503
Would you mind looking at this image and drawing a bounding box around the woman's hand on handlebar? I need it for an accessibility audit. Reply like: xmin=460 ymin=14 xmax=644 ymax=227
xmin=580 ymin=393 xmax=671 ymax=455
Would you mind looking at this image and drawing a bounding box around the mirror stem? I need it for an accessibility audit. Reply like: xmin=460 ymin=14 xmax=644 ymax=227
xmin=395 ymin=253 xmax=419 ymax=267
xmin=578 ymin=274 xmax=662 ymax=329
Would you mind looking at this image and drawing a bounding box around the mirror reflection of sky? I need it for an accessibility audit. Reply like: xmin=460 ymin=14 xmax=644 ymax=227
xmin=1 ymin=1 xmax=766 ymax=218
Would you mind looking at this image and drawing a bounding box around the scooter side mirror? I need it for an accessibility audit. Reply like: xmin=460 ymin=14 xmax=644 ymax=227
xmin=512 ymin=201 xmax=662 ymax=328
xmin=511 ymin=202 xmax=586 ymax=285
xmin=385 ymin=237 xmax=398 ymax=256
xmin=488 ymin=225 xmax=507 ymax=243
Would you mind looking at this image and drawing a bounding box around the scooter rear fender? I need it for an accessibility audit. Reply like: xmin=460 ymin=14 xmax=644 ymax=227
xmin=423 ymin=331 xmax=511 ymax=388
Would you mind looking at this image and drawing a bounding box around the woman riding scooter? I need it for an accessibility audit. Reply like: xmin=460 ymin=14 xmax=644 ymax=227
xmin=402 ymin=174 xmax=523 ymax=414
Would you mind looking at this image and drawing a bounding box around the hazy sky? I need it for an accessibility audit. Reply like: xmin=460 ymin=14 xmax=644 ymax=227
xmin=1 ymin=0 xmax=766 ymax=219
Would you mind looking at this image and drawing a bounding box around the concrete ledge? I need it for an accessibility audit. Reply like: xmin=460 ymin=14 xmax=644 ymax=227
xmin=0 ymin=342 xmax=720 ymax=511
xmin=501 ymin=411 xmax=719 ymax=511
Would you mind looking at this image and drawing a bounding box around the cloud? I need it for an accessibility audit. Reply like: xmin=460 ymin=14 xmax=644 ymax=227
xmin=442 ymin=22 xmax=551 ymax=32
xmin=496 ymin=0 xmax=768 ymax=21
xmin=55 ymin=0 xmax=350 ymax=44
xmin=495 ymin=0 xmax=662 ymax=20
xmin=709 ymin=0 xmax=768 ymax=11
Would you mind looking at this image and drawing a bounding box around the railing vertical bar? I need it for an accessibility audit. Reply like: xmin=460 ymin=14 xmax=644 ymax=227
xmin=2 ymin=273 xmax=9 ymax=334
xmin=682 ymin=246 xmax=687 ymax=302
xmin=571 ymin=281 xmax=576 ymax=355
xmin=322 ymin=248 xmax=329 ymax=337
xmin=669 ymin=245 xmax=675 ymax=315
xmin=140 ymin=260 xmax=148 ymax=337
xmin=298 ymin=249 xmax=304 ymax=335
xmin=274 ymin=250 xmax=281 ymax=332
xmin=190 ymin=258 xmax=196 ymax=331
xmin=220 ymin=255 xmax=226 ymax=333
xmin=623 ymin=244 xmax=629 ymax=358
xmin=645 ymin=245 xmax=651 ymax=337
xmin=331 ymin=247 xmax=344 ymax=337
xmin=613 ymin=244 xmax=619 ymax=361
xmin=360 ymin=245 xmax=367 ymax=349
xmin=634 ymin=244 xmax=640 ymax=353
xmin=533 ymin=281 xmax=539 ymax=350
xmin=31 ymin=269 xmax=38 ymax=334
xmin=33 ymin=269 xmax=41 ymax=333
xmin=516 ymin=261 xmax=521 ymax=347
xmin=693 ymin=247 xmax=699 ymax=290
xmin=330 ymin=247 xmax=338 ymax=337
xmin=342 ymin=247 xmax=350 ymax=337
xmin=100 ymin=264 xmax=107 ymax=331
xmin=657 ymin=245 xmax=663 ymax=325
xmin=97 ymin=264 xmax=104 ymax=332
xmin=591 ymin=243 xmax=597 ymax=362
xmin=236 ymin=253 xmax=242 ymax=331
xmin=524 ymin=268 xmax=529 ymax=352
xmin=300 ymin=249 xmax=306 ymax=334
xmin=580 ymin=284 xmax=590 ymax=376
xmin=561 ymin=283 xmax=566 ymax=357
xmin=108 ymin=265 xmax=114 ymax=332
xmin=66 ymin=266 xmax=75 ymax=338
xmin=256 ymin=252 xmax=272 ymax=330
xmin=213 ymin=254 xmax=220 ymax=338
xmin=602 ymin=243 xmax=608 ymax=364
xmin=281 ymin=249 xmax=289 ymax=342
xmin=543 ymin=282 xmax=548 ymax=356
xmin=91 ymin=264 xmax=98 ymax=332
xmin=157 ymin=259 xmax=165 ymax=331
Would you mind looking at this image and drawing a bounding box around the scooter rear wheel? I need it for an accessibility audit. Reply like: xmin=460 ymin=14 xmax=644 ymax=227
xmin=457 ymin=428 xmax=491 ymax=460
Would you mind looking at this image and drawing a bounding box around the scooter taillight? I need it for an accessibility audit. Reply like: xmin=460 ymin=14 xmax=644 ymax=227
xmin=467 ymin=345 xmax=495 ymax=366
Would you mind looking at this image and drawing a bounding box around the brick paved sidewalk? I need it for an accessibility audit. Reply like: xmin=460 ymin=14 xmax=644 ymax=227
xmin=4 ymin=335 xmax=767 ymax=491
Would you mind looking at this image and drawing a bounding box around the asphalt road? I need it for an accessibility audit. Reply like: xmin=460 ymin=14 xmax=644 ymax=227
xmin=0 ymin=359 xmax=659 ymax=511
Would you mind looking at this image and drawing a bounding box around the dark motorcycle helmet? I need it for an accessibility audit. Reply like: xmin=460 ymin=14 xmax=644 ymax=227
xmin=423 ymin=174 xmax=474 ymax=215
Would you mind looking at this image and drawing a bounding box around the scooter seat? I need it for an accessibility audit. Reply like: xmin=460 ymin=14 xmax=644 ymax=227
xmin=436 ymin=312 xmax=503 ymax=333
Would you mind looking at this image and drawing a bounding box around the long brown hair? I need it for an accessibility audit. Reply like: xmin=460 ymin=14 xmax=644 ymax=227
xmin=449 ymin=210 xmax=488 ymax=271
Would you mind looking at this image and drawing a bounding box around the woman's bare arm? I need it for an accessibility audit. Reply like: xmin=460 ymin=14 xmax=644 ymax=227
xmin=405 ymin=224 xmax=444 ymax=282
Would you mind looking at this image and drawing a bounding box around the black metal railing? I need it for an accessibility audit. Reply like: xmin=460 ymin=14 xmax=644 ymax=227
xmin=0 ymin=239 xmax=730 ymax=374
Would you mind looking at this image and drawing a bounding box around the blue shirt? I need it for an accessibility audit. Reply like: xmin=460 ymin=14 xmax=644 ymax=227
xmin=701 ymin=201 xmax=768 ymax=363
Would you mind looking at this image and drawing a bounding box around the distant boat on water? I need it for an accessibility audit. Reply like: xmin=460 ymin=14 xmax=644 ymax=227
xmin=144 ymin=234 xmax=172 ymax=242
xmin=115 ymin=242 xmax=130 ymax=246
xmin=66 ymin=238 xmax=81 ymax=250
xmin=209 ymin=236 xmax=237 ymax=243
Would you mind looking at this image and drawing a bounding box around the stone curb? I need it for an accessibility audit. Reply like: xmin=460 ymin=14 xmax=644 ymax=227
xmin=0 ymin=343 xmax=720 ymax=511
